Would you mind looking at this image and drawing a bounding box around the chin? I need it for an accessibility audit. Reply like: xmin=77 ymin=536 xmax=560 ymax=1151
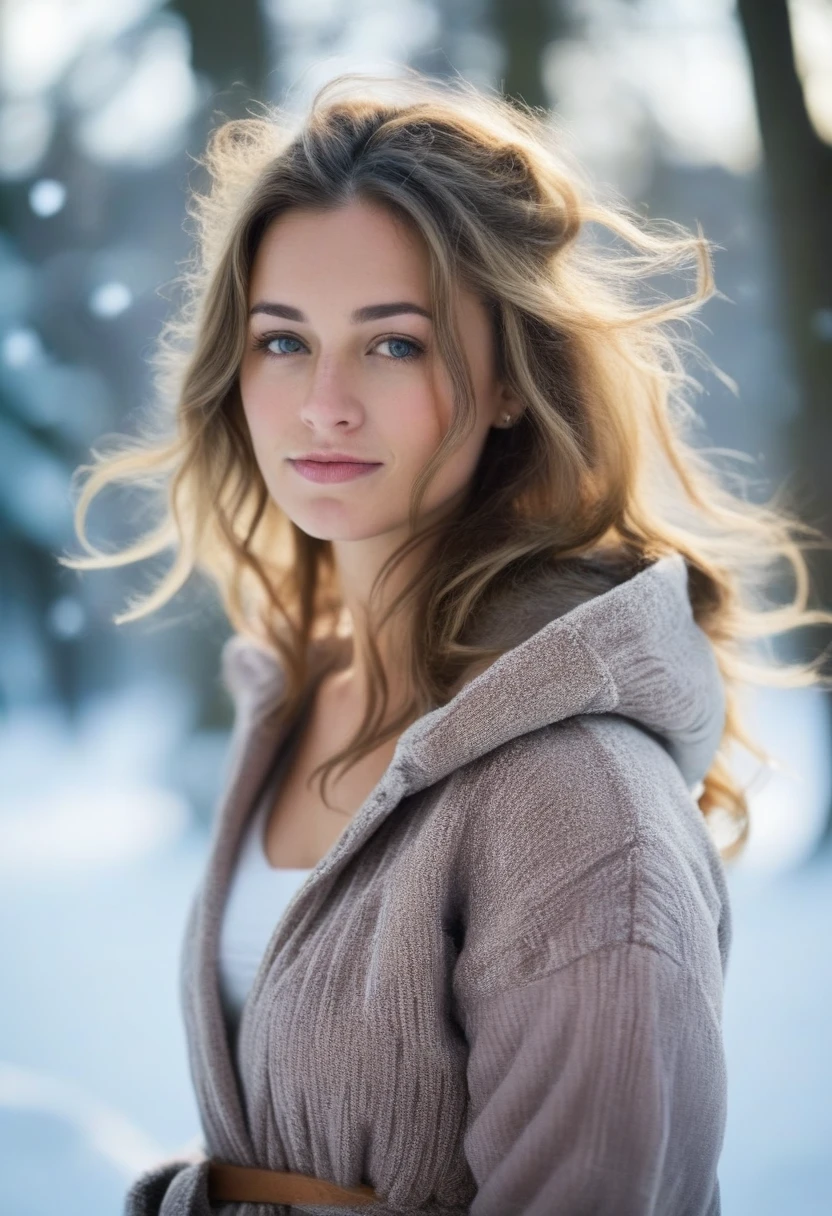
xmin=287 ymin=509 xmax=404 ymax=544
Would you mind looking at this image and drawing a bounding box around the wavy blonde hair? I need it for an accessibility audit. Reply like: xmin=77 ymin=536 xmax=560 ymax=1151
xmin=59 ymin=69 xmax=832 ymax=862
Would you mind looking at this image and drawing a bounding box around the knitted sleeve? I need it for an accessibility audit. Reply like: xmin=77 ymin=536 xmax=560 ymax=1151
xmin=462 ymin=940 xmax=727 ymax=1216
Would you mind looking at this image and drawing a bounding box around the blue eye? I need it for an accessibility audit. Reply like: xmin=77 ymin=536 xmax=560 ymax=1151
xmin=382 ymin=337 xmax=420 ymax=361
xmin=270 ymin=335 xmax=303 ymax=355
xmin=250 ymin=332 xmax=425 ymax=362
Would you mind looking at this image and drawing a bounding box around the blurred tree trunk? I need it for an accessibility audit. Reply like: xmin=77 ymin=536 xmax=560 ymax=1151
xmin=0 ymin=179 xmax=78 ymax=711
xmin=737 ymin=2 xmax=832 ymax=628
xmin=490 ymin=0 xmax=567 ymax=112
xmin=737 ymin=0 xmax=832 ymax=846
xmin=166 ymin=0 xmax=272 ymax=737
xmin=169 ymin=0 xmax=269 ymax=119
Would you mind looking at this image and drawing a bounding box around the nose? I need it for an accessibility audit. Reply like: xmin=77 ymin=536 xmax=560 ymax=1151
xmin=299 ymin=351 xmax=364 ymax=430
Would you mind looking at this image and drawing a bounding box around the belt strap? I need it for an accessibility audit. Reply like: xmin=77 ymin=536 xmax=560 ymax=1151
xmin=207 ymin=1160 xmax=380 ymax=1206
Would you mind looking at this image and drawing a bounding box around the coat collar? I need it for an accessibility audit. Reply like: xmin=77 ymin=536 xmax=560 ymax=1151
xmin=220 ymin=549 xmax=725 ymax=794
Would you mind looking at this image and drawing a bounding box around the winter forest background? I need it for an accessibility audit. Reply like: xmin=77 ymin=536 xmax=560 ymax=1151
xmin=1 ymin=1 xmax=831 ymax=1213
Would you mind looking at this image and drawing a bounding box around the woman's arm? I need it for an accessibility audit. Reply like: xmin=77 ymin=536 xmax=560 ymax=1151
xmin=463 ymin=941 xmax=726 ymax=1216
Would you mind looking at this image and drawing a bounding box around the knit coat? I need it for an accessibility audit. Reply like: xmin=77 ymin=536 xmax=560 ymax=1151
xmin=125 ymin=550 xmax=732 ymax=1216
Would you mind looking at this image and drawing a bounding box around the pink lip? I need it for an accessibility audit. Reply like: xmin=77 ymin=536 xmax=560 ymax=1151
xmin=290 ymin=459 xmax=382 ymax=484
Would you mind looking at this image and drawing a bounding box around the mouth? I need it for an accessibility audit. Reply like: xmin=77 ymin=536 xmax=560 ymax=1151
xmin=289 ymin=458 xmax=383 ymax=484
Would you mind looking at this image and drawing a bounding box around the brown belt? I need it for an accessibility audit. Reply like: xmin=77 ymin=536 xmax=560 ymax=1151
xmin=207 ymin=1160 xmax=381 ymax=1206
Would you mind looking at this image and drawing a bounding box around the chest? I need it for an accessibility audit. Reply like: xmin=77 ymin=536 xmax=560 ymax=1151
xmin=261 ymin=687 xmax=402 ymax=869
xmin=232 ymin=780 xmax=476 ymax=1207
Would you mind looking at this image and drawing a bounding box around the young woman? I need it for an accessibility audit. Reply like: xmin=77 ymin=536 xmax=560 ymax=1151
xmin=62 ymin=70 xmax=831 ymax=1216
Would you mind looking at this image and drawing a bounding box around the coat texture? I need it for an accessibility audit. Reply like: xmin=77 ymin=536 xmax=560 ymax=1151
xmin=125 ymin=550 xmax=732 ymax=1216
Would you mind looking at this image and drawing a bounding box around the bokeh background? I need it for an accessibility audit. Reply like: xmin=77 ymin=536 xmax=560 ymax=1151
xmin=1 ymin=2 xmax=831 ymax=1213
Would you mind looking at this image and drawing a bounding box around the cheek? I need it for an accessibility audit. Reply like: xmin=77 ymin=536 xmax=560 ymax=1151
xmin=428 ymin=360 xmax=455 ymax=431
xmin=239 ymin=367 xmax=288 ymax=446
xmin=356 ymin=368 xmax=442 ymax=464
xmin=428 ymin=437 xmax=484 ymax=505
xmin=239 ymin=363 xmax=268 ymax=419
xmin=405 ymin=371 xmax=490 ymax=504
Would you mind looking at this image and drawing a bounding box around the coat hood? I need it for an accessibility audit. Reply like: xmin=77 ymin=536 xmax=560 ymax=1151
xmin=220 ymin=550 xmax=725 ymax=795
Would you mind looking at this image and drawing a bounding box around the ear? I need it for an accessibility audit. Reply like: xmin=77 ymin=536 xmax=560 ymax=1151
xmin=491 ymin=380 xmax=523 ymax=427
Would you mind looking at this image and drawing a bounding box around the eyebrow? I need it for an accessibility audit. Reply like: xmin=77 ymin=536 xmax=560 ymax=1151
xmin=248 ymin=300 xmax=433 ymax=323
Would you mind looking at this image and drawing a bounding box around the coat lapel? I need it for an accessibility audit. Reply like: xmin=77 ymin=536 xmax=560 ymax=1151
xmin=184 ymin=637 xmax=346 ymax=1161
xmin=185 ymin=706 xmax=289 ymax=1160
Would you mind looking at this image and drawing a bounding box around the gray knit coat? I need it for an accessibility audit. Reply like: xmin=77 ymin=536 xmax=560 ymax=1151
xmin=125 ymin=551 xmax=732 ymax=1216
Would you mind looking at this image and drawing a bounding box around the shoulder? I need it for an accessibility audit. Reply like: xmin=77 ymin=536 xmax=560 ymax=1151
xmin=455 ymin=714 xmax=730 ymax=1001
xmin=218 ymin=631 xmax=344 ymax=709
xmin=218 ymin=631 xmax=285 ymax=709
xmin=461 ymin=712 xmax=711 ymax=871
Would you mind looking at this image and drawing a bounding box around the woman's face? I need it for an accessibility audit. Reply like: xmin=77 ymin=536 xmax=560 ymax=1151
xmin=238 ymin=198 xmax=517 ymax=545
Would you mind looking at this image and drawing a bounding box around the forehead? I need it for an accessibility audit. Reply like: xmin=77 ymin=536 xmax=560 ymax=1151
xmin=248 ymin=200 xmax=430 ymax=301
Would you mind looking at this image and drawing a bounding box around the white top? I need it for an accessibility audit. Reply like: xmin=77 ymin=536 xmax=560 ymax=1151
xmin=217 ymin=737 xmax=313 ymax=1045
